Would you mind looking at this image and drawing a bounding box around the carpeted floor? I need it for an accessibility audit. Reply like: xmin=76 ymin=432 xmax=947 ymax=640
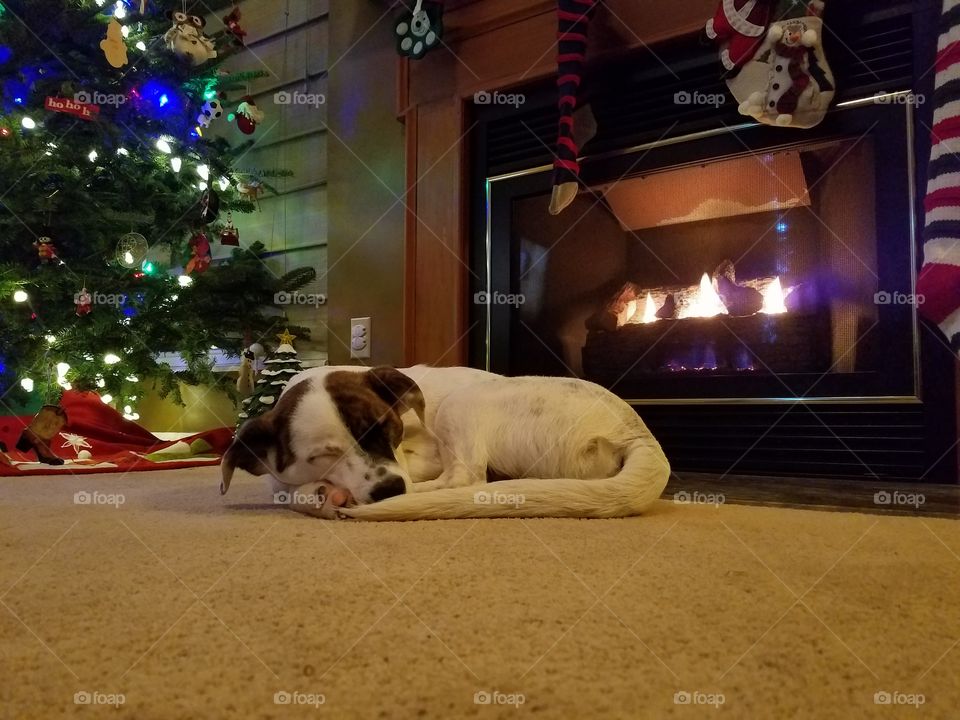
xmin=1 ymin=467 xmax=958 ymax=719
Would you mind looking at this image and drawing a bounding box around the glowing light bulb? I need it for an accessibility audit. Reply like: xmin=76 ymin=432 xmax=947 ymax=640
xmin=20 ymin=378 xmax=34 ymax=392
xmin=21 ymin=116 xmax=36 ymax=129
xmin=178 ymin=275 xmax=193 ymax=287
xmin=124 ymin=251 xmax=134 ymax=265
xmin=156 ymin=137 xmax=173 ymax=154
xmin=196 ymin=164 xmax=210 ymax=181
xmin=170 ymin=157 xmax=182 ymax=172
xmin=121 ymin=25 xmax=130 ymax=38
xmin=13 ymin=290 xmax=28 ymax=303
xmin=88 ymin=150 xmax=98 ymax=162
xmin=45 ymin=335 xmax=56 ymax=344
xmin=114 ymin=2 xmax=126 ymax=19
xmin=117 ymin=147 xmax=129 ymax=156
xmin=197 ymin=181 xmax=208 ymax=191
xmin=104 ymin=353 xmax=121 ymax=365
xmin=136 ymin=41 xmax=147 ymax=51
xmin=101 ymin=394 xmax=114 ymax=404
xmin=218 ymin=177 xmax=230 ymax=191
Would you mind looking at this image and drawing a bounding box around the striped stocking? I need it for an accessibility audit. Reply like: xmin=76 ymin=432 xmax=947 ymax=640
xmin=549 ymin=0 xmax=599 ymax=216
xmin=918 ymin=0 xmax=960 ymax=347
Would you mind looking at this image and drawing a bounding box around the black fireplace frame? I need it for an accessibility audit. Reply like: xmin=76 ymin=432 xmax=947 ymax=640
xmin=467 ymin=0 xmax=958 ymax=482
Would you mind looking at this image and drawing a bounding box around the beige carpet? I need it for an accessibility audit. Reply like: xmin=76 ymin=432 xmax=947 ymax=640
xmin=1 ymin=467 xmax=958 ymax=720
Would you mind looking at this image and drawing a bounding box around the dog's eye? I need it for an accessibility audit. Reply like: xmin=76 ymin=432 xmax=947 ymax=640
xmin=308 ymin=447 xmax=343 ymax=464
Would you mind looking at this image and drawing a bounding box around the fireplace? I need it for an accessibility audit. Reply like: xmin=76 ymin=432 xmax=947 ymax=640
xmin=469 ymin=3 xmax=958 ymax=481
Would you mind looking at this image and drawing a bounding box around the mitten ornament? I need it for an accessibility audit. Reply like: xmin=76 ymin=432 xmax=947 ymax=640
xmin=220 ymin=212 xmax=240 ymax=246
xmin=706 ymin=0 xmax=776 ymax=72
xmin=235 ymin=97 xmax=264 ymax=135
xmin=101 ymin=18 xmax=129 ymax=68
xmin=164 ymin=11 xmax=218 ymax=66
xmin=549 ymin=0 xmax=600 ymax=216
xmin=186 ymin=231 xmax=212 ymax=274
xmin=16 ymin=404 xmax=68 ymax=465
xmin=727 ymin=1 xmax=835 ymax=129
xmin=395 ymin=0 xmax=443 ymax=60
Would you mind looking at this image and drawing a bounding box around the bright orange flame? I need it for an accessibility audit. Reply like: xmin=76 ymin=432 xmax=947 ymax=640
xmin=680 ymin=273 xmax=728 ymax=319
xmin=641 ymin=293 xmax=658 ymax=323
xmin=761 ymin=277 xmax=788 ymax=314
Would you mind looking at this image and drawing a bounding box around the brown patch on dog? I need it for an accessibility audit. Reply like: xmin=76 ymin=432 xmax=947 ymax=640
xmin=220 ymin=379 xmax=314 ymax=494
xmin=324 ymin=370 xmax=422 ymax=460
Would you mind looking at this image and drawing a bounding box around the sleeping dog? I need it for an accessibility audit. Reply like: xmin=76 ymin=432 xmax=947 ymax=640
xmin=220 ymin=366 xmax=670 ymax=520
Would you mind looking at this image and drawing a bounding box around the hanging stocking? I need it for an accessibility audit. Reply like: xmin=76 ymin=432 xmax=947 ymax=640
xmin=549 ymin=0 xmax=600 ymax=216
xmin=918 ymin=0 xmax=960 ymax=347
xmin=726 ymin=0 xmax=835 ymax=129
xmin=706 ymin=0 xmax=777 ymax=72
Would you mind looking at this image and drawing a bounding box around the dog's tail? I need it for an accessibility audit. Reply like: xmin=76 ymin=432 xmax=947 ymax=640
xmin=339 ymin=438 xmax=670 ymax=521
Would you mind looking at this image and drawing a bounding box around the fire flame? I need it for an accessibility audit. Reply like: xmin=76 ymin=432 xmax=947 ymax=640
xmin=641 ymin=292 xmax=658 ymax=324
xmin=761 ymin=276 xmax=788 ymax=315
xmin=679 ymin=273 xmax=728 ymax=319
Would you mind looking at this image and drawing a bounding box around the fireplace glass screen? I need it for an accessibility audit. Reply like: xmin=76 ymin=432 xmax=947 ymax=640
xmin=508 ymin=137 xmax=918 ymax=401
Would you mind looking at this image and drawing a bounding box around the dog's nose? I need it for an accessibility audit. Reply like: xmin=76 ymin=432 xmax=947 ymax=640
xmin=369 ymin=474 xmax=406 ymax=502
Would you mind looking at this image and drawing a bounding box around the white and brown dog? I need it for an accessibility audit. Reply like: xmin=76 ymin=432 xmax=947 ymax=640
xmin=220 ymin=366 xmax=670 ymax=521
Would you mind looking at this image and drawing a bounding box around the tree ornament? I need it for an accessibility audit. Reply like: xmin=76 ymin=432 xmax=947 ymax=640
xmin=101 ymin=17 xmax=129 ymax=68
xmin=34 ymin=235 xmax=59 ymax=264
xmin=235 ymin=96 xmax=264 ymax=135
xmin=716 ymin=0 xmax=835 ymax=129
xmin=196 ymin=98 xmax=223 ymax=130
xmin=185 ymin=230 xmax=211 ymax=274
xmin=164 ymin=11 xmax=218 ymax=66
xmin=75 ymin=287 xmax=93 ymax=316
xmin=237 ymin=179 xmax=265 ymax=209
xmin=224 ymin=4 xmax=247 ymax=45
xmin=237 ymin=332 xmax=302 ymax=426
xmin=220 ymin=212 xmax=240 ymax=246
xmin=395 ymin=0 xmax=444 ymax=60
xmin=116 ymin=232 xmax=149 ymax=268
xmin=198 ymin=188 xmax=220 ymax=225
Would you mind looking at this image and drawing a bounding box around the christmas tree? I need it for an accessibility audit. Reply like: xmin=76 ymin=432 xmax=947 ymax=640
xmin=0 ymin=0 xmax=314 ymax=412
xmin=238 ymin=329 xmax=303 ymax=425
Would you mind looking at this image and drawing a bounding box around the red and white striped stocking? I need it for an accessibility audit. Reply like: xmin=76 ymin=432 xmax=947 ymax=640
xmin=918 ymin=0 xmax=960 ymax=346
xmin=550 ymin=0 xmax=599 ymax=216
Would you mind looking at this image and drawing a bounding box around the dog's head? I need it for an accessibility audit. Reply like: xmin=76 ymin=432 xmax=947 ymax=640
xmin=221 ymin=367 xmax=425 ymax=511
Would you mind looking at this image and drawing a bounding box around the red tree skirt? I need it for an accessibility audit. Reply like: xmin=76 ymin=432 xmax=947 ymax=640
xmin=0 ymin=391 xmax=233 ymax=476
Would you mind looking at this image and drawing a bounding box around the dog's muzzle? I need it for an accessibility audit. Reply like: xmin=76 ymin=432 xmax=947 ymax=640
xmin=369 ymin=474 xmax=406 ymax=503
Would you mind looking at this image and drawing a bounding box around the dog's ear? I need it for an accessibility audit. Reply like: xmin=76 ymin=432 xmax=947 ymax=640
xmin=365 ymin=367 xmax=426 ymax=425
xmin=220 ymin=413 xmax=275 ymax=495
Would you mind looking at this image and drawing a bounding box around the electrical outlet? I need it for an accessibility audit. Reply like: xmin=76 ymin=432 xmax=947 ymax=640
xmin=350 ymin=317 xmax=371 ymax=359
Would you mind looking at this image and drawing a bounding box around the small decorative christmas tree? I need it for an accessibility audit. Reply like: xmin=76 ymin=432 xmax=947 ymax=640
xmin=237 ymin=329 xmax=302 ymax=425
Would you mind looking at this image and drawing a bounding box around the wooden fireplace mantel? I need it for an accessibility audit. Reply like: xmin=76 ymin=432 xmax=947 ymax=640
xmin=400 ymin=0 xmax=717 ymax=365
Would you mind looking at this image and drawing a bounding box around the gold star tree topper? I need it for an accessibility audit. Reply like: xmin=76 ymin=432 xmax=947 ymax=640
xmin=277 ymin=328 xmax=297 ymax=347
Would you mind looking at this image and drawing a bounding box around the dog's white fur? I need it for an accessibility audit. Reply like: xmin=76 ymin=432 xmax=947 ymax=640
xmin=234 ymin=366 xmax=670 ymax=521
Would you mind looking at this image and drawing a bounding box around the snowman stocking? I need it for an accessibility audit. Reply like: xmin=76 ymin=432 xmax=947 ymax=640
xmin=549 ymin=0 xmax=600 ymax=216
xmin=728 ymin=0 xmax=836 ymax=128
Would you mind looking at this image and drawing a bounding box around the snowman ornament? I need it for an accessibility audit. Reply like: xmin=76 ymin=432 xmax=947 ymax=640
xmin=395 ymin=0 xmax=443 ymax=60
xmin=734 ymin=10 xmax=835 ymax=129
